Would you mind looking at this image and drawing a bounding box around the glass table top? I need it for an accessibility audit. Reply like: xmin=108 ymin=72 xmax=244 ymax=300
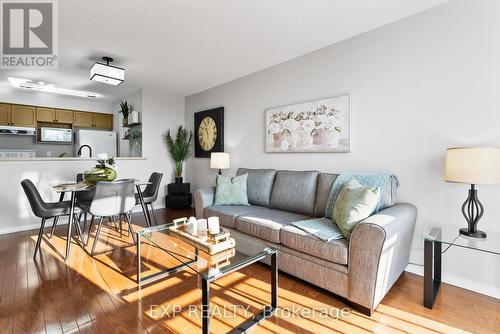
xmin=51 ymin=179 xmax=151 ymax=193
xmin=137 ymin=219 xmax=276 ymax=280
xmin=424 ymin=226 xmax=500 ymax=256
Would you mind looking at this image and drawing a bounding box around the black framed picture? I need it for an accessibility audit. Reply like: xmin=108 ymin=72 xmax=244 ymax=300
xmin=194 ymin=107 xmax=224 ymax=158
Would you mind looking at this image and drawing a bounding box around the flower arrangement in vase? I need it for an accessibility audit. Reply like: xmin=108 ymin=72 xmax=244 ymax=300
xmin=84 ymin=154 xmax=117 ymax=185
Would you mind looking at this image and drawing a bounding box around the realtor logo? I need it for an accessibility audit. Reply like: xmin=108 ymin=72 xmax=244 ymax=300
xmin=1 ymin=0 xmax=58 ymax=69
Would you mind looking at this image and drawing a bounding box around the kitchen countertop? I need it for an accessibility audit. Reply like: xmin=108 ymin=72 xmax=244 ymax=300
xmin=0 ymin=157 xmax=147 ymax=162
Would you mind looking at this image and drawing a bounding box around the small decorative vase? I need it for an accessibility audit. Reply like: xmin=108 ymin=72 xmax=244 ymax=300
xmin=272 ymin=132 xmax=282 ymax=147
xmin=128 ymin=110 xmax=140 ymax=124
xmin=313 ymin=129 xmax=325 ymax=145
xmin=122 ymin=116 xmax=128 ymax=126
xmin=129 ymin=138 xmax=142 ymax=157
xmin=84 ymin=166 xmax=117 ymax=185
xmin=327 ymin=130 xmax=340 ymax=148
xmin=175 ymin=176 xmax=183 ymax=184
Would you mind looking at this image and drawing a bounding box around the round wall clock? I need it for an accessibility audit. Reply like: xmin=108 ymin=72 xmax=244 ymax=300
xmin=198 ymin=116 xmax=217 ymax=151
xmin=194 ymin=107 xmax=224 ymax=158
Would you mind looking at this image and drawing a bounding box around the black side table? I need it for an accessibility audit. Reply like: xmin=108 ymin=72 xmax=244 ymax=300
xmin=423 ymin=227 xmax=499 ymax=308
xmin=165 ymin=182 xmax=192 ymax=210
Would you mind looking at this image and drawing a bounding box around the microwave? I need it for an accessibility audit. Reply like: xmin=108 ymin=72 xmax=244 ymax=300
xmin=40 ymin=127 xmax=73 ymax=143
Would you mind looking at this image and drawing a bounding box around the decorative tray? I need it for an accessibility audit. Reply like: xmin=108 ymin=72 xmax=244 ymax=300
xmin=168 ymin=219 xmax=236 ymax=255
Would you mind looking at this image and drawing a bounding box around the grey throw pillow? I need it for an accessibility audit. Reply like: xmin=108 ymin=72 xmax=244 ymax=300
xmin=214 ymin=174 xmax=249 ymax=206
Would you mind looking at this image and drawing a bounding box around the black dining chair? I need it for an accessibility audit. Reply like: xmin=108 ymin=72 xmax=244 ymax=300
xmin=21 ymin=179 xmax=84 ymax=259
xmin=136 ymin=172 xmax=163 ymax=225
xmin=84 ymin=179 xmax=137 ymax=255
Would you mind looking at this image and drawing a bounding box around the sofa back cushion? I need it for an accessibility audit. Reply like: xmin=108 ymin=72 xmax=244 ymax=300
xmin=313 ymin=173 xmax=338 ymax=217
xmin=270 ymin=170 xmax=319 ymax=215
xmin=236 ymin=168 xmax=276 ymax=207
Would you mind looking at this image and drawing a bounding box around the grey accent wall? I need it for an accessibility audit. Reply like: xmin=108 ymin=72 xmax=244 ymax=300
xmin=185 ymin=0 xmax=500 ymax=297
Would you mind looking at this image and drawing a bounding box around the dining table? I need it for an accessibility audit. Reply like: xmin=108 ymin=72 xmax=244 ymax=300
xmin=51 ymin=179 xmax=152 ymax=261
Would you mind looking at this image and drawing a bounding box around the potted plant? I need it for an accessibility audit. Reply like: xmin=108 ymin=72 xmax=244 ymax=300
xmin=119 ymin=101 xmax=130 ymax=126
xmin=163 ymin=125 xmax=192 ymax=184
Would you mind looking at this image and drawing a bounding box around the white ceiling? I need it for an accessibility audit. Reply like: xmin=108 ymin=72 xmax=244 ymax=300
xmin=0 ymin=0 xmax=450 ymax=102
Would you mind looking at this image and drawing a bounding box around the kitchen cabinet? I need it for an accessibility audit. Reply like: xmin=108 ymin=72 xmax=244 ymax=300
xmin=94 ymin=113 xmax=113 ymax=130
xmin=10 ymin=105 xmax=36 ymax=127
xmin=36 ymin=107 xmax=55 ymax=122
xmin=55 ymin=109 xmax=73 ymax=124
xmin=74 ymin=111 xmax=113 ymax=130
xmin=37 ymin=108 xmax=74 ymax=124
xmin=1 ymin=102 xmax=112 ymax=130
xmin=0 ymin=103 xmax=11 ymax=125
xmin=73 ymin=111 xmax=94 ymax=127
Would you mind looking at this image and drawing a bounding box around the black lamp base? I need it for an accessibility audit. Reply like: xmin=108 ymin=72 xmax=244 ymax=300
xmin=460 ymin=184 xmax=487 ymax=239
xmin=459 ymin=228 xmax=487 ymax=238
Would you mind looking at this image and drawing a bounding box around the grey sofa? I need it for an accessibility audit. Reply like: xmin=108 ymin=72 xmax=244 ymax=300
xmin=194 ymin=168 xmax=417 ymax=314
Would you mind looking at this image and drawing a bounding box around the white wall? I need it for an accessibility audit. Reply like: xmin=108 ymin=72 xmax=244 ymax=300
xmin=186 ymin=0 xmax=500 ymax=297
xmin=0 ymin=87 xmax=185 ymax=234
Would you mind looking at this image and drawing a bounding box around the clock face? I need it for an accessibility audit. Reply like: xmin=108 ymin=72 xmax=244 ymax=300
xmin=198 ymin=116 xmax=217 ymax=151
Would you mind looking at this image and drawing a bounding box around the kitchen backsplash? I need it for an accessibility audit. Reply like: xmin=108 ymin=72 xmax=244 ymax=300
xmin=0 ymin=135 xmax=73 ymax=157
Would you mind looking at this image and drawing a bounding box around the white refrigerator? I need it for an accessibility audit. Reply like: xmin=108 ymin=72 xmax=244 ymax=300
xmin=74 ymin=129 xmax=117 ymax=157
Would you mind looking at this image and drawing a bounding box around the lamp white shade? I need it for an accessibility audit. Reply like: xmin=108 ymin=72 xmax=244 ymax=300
xmin=210 ymin=152 xmax=230 ymax=169
xmin=445 ymin=147 xmax=500 ymax=185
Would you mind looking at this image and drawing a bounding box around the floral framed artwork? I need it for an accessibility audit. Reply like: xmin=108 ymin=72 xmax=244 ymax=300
xmin=265 ymin=94 xmax=350 ymax=153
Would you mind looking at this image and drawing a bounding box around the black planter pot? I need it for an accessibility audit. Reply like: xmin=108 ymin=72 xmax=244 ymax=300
xmin=174 ymin=176 xmax=183 ymax=184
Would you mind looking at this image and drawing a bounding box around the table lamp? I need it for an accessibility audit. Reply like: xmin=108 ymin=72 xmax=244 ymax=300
xmin=210 ymin=152 xmax=230 ymax=175
xmin=445 ymin=147 xmax=500 ymax=238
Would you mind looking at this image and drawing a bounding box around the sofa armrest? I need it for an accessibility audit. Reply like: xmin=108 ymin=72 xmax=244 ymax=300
xmin=194 ymin=187 xmax=215 ymax=218
xmin=347 ymin=203 xmax=417 ymax=310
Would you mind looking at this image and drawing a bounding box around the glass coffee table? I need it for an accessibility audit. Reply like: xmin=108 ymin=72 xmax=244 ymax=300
xmin=136 ymin=218 xmax=278 ymax=334
xmin=423 ymin=227 xmax=500 ymax=309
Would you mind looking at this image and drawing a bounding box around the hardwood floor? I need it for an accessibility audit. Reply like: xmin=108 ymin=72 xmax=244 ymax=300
xmin=0 ymin=208 xmax=498 ymax=333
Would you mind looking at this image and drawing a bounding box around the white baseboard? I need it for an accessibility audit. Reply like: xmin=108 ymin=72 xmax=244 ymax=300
xmin=405 ymin=264 xmax=500 ymax=299
xmin=0 ymin=203 xmax=166 ymax=236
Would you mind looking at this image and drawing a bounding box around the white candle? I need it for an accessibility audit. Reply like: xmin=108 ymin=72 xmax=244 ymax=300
xmin=208 ymin=217 xmax=220 ymax=235
xmin=197 ymin=219 xmax=208 ymax=241
xmin=187 ymin=217 xmax=197 ymax=235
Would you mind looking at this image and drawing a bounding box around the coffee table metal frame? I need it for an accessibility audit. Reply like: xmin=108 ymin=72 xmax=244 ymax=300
xmin=136 ymin=223 xmax=278 ymax=334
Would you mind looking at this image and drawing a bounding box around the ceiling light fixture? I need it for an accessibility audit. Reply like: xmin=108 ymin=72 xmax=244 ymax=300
xmin=8 ymin=77 xmax=100 ymax=98
xmin=90 ymin=56 xmax=125 ymax=86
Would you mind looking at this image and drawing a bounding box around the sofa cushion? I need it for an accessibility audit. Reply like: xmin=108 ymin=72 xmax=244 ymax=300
xmin=237 ymin=168 xmax=276 ymax=207
xmin=204 ymin=205 xmax=256 ymax=228
xmin=313 ymin=173 xmax=338 ymax=217
xmin=235 ymin=206 xmax=310 ymax=243
xmin=270 ymin=170 xmax=319 ymax=215
xmin=214 ymin=174 xmax=249 ymax=206
xmin=333 ymin=180 xmax=381 ymax=239
xmin=281 ymin=225 xmax=349 ymax=265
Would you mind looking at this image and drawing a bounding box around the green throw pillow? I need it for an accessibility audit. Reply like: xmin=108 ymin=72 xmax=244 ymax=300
xmin=332 ymin=179 xmax=381 ymax=239
xmin=214 ymin=173 xmax=249 ymax=206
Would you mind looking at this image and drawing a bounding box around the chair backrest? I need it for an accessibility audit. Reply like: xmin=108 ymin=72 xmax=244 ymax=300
xmin=21 ymin=179 xmax=47 ymax=218
xmin=76 ymin=173 xmax=95 ymax=202
xmin=89 ymin=179 xmax=135 ymax=217
xmin=142 ymin=172 xmax=163 ymax=200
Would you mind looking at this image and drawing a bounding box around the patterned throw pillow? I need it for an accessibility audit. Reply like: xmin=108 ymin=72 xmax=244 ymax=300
xmin=332 ymin=179 xmax=381 ymax=239
xmin=214 ymin=174 xmax=249 ymax=206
